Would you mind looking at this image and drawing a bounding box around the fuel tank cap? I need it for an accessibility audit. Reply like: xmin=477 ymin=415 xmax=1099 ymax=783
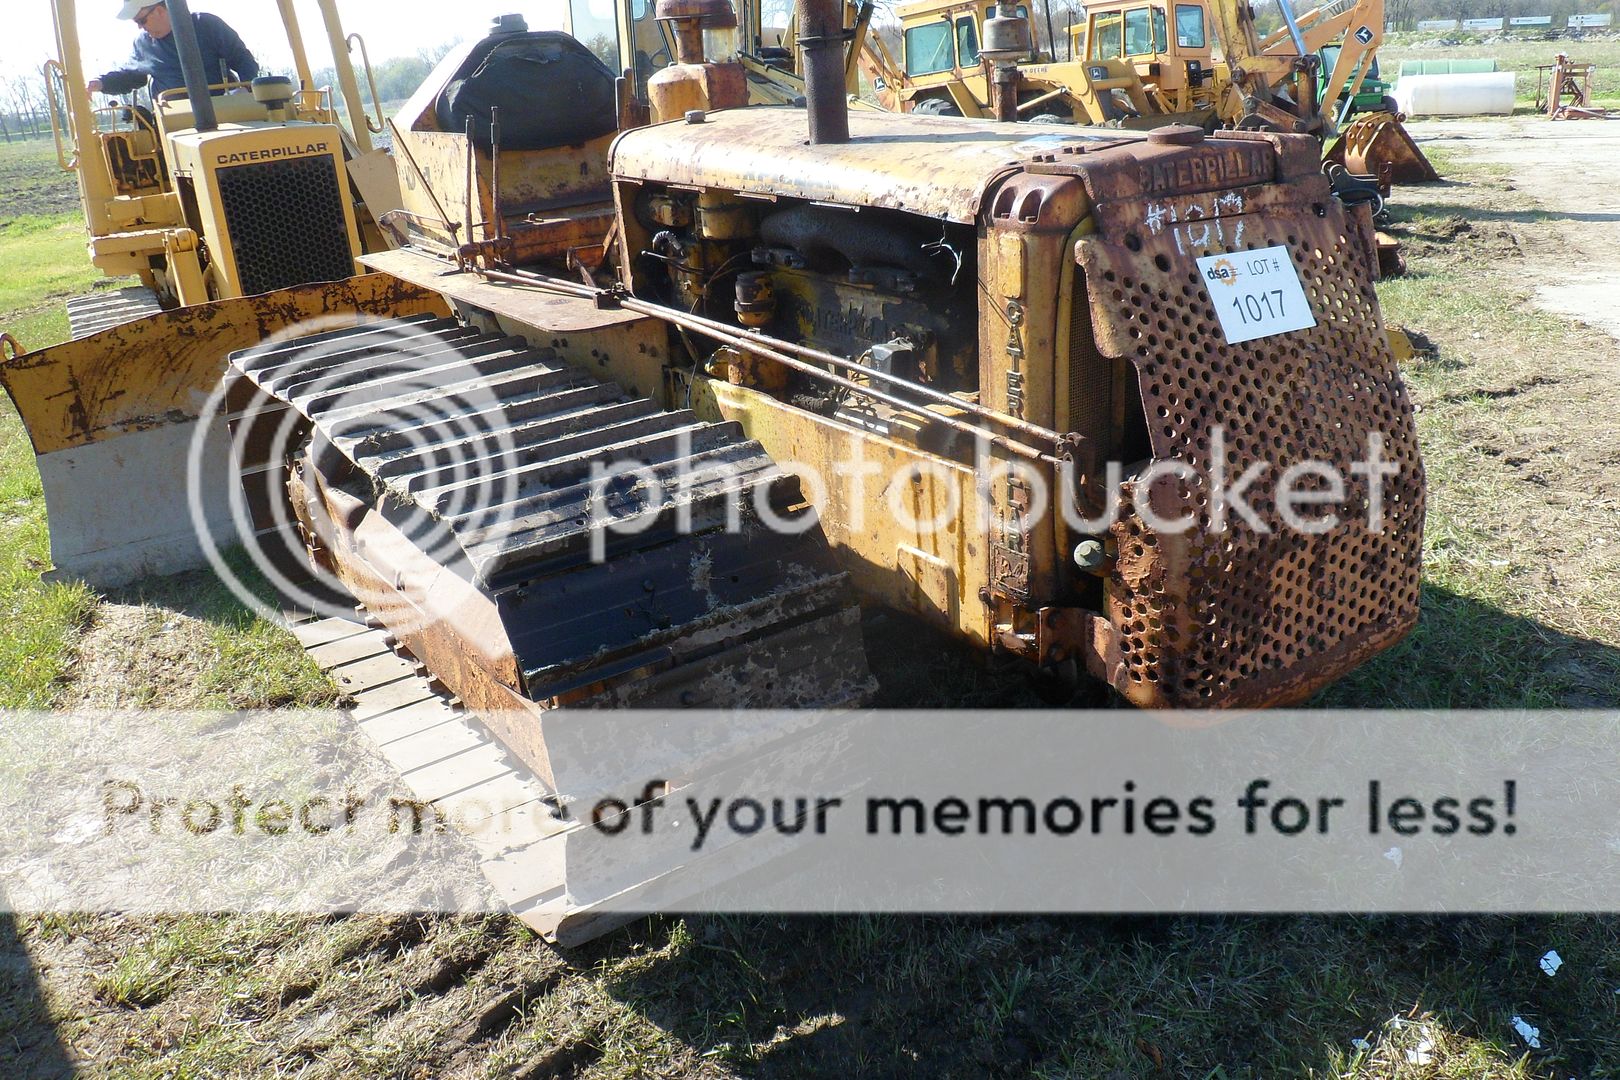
xmin=1147 ymin=124 xmax=1205 ymax=145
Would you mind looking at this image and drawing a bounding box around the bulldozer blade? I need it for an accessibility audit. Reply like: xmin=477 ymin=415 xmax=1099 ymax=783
xmin=1323 ymin=111 xmax=1440 ymax=185
xmin=0 ymin=274 xmax=450 ymax=588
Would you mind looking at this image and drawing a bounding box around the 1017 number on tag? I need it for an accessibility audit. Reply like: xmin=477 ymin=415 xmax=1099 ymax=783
xmin=1194 ymin=245 xmax=1317 ymax=345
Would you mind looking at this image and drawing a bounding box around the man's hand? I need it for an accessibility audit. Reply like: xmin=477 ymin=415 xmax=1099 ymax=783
xmin=87 ymin=79 xmax=103 ymax=94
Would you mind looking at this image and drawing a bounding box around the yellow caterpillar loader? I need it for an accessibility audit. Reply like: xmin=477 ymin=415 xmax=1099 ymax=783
xmin=870 ymin=0 xmax=1435 ymax=185
xmin=5 ymin=0 xmax=1424 ymax=720
xmin=16 ymin=0 xmax=433 ymax=584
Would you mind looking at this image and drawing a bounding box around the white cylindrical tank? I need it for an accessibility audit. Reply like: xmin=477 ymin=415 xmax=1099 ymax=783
xmin=1393 ymin=72 xmax=1517 ymax=116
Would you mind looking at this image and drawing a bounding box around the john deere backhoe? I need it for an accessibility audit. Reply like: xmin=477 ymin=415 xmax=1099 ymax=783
xmin=4 ymin=0 xmax=1424 ymax=895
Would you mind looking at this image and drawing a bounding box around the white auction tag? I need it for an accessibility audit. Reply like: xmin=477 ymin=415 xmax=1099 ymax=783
xmin=1195 ymin=245 xmax=1317 ymax=345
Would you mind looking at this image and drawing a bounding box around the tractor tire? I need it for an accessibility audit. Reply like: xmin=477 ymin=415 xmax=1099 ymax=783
xmin=912 ymin=97 xmax=963 ymax=116
xmin=1379 ymin=94 xmax=1400 ymax=116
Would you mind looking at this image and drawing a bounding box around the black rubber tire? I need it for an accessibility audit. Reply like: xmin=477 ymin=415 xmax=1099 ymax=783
xmin=912 ymin=96 xmax=963 ymax=116
xmin=1379 ymin=94 xmax=1400 ymax=116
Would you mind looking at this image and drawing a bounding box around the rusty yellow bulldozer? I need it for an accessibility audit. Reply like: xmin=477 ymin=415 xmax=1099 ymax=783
xmin=5 ymin=0 xmax=1423 ymax=932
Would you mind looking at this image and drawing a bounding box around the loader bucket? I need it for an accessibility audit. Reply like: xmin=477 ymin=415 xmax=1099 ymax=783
xmin=0 ymin=274 xmax=450 ymax=588
xmin=1323 ymin=111 xmax=1440 ymax=184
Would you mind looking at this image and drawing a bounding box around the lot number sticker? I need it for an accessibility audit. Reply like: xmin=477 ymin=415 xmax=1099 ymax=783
xmin=1195 ymin=245 xmax=1317 ymax=345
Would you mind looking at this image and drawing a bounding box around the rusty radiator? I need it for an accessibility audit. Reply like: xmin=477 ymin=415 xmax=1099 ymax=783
xmin=1071 ymin=131 xmax=1426 ymax=708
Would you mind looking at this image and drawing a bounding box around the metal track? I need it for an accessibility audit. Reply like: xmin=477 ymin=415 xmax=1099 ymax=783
xmin=230 ymin=317 xmax=872 ymax=782
xmin=287 ymin=609 xmax=592 ymax=939
xmin=65 ymin=286 xmax=163 ymax=339
xmin=291 ymin=605 xmax=837 ymax=946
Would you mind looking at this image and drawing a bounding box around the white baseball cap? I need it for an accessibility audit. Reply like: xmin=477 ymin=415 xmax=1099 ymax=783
xmin=117 ymin=0 xmax=164 ymax=20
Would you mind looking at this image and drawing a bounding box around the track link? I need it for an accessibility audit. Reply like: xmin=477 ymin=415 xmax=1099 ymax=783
xmin=228 ymin=318 xmax=873 ymax=785
xmin=65 ymin=286 xmax=163 ymax=339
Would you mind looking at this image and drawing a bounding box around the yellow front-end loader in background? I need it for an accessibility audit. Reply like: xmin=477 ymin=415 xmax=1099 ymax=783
xmin=865 ymin=0 xmax=1436 ymax=185
xmin=10 ymin=0 xmax=446 ymax=586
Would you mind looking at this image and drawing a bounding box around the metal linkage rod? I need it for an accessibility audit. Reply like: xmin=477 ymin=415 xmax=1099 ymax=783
xmin=472 ymin=265 xmax=1068 ymax=460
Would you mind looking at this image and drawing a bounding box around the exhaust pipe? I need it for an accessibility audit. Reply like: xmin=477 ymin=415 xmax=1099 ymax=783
xmin=165 ymin=0 xmax=218 ymax=132
xmin=795 ymin=0 xmax=848 ymax=143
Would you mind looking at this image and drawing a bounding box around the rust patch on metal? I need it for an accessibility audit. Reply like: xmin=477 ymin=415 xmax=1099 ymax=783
xmin=1068 ymin=131 xmax=1426 ymax=708
xmin=0 ymin=274 xmax=451 ymax=456
xmin=611 ymin=108 xmax=1146 ymax=225
xmin=1323 ymin=113 xmax=1441 ymax=185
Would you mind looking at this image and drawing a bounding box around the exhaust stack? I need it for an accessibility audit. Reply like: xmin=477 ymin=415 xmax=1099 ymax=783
xmin=795 ymin=0 xmax=848 ymax=143
xmin=166 ymin=0 xmax=218 ymax=132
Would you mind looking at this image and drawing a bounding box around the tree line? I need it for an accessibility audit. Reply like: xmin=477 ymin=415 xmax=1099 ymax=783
xmin=1380 ymin=0 xmax=1617 ymax=30
xmin=0 ymin=74 xmax=54 ymax=143
xmin=0 ymin=40 xmax=461 ymax=144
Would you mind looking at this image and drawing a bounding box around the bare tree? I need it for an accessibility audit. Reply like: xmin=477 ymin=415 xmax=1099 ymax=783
xmin=3 ymin=76 xmax=44 ymax=139
xmin=1386 ymin=0 xmax=1418 ymax=31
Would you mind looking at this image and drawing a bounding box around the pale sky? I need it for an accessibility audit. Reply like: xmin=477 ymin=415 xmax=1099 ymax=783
xmin=18 ymin=0 xmax=596 ymax=76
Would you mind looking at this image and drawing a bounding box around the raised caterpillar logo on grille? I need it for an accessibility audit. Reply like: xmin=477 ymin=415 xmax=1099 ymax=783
xmin=215 ymin=143 xmax=329 ymax=166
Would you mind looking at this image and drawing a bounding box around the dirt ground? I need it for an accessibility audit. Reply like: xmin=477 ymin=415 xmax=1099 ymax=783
xmin=1405 ymin=115 xmax=1620 ymax=341
xmin=1377 ymin=114 xmax=1620 ymax=676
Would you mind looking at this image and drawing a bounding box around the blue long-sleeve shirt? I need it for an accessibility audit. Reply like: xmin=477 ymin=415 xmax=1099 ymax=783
xmin=98 ymin=12 xmax=258 ymax=97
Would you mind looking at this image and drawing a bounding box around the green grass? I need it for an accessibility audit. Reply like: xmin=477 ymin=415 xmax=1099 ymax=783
xmin=1380 ymin=35 xmax=1620 ymax=102
xmin=1318 ymin=193 xmax=1620 ymax=709
xmin=0 ymin=150 xmax=333 ymax=711
xmin=0 ymin=402 xmax=97 ymax=707
xmin=113 ymin=553 xmax=342 ymax=710
xmin=95 ymin=915 xmax=304 ymax=1008
xmin=0 ymin=216 xmax=99 ymax=323
xmin=0 ymin=139 xmax=109 ymax=351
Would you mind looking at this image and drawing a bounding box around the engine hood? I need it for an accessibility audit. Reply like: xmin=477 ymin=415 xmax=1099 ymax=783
xmin=609 ymin=108 xmax=1148 ymax=224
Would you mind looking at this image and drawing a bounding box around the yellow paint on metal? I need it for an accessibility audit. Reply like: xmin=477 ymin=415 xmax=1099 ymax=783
xmin=393 ymin=126 xmax=617 ymax=253
xmin=1385 ymin=326 xmax=1415 ymax=364
xmin=696 ymin=376 xmax=997 ymax=646
xmin=0 ymin=274 xmax=450 ymax=456
xmin=358 ymin=249 xmax=671 ymax=401
xmin=164 ymin=124 xmax=365 ymax=299
xmin=610 ymin=108 xmax=1139 ymax=224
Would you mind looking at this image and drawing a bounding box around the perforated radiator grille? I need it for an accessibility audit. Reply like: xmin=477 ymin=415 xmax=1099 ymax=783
xmin=216 ymin=156 xmax=354 ymax=297
xmin=1072 ymin=143 xmax=1425 ymax=709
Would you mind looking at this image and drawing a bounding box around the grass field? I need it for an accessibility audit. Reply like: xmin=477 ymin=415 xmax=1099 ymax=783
xmin=3 ymin=130 xmax=1620 ymax=1077
xmin=1380 ymin=34 xmax=1620 ymax=103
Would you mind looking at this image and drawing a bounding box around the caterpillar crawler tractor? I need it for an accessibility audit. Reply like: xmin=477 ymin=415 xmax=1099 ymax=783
xmin=8 ymin=0 xmax=1422 ymax=833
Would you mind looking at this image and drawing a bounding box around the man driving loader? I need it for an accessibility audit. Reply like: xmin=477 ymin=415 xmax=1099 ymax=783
xmin=87 ymin=1 xmax=258 ymax=97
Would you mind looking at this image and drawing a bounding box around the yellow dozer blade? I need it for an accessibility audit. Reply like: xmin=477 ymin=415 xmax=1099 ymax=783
xmin=1323 ymin=111 xmax=1440 ymax=184
xmin=0 ymin=274 xmax=449 ymax=587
